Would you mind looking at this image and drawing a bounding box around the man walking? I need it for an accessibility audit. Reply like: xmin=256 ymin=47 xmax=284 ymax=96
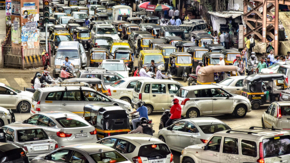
xmin=169 ymin=16 xmax=175 ymax=25
xmin=268 ymin=50 xmax=275 ymax=63
xmin=224 ymin=31 xmax=230 ymax=49
xmin=219 ymin=31 xmax=225 ymax=47
xmin=175 ymin=17 xmax=182 ymax=26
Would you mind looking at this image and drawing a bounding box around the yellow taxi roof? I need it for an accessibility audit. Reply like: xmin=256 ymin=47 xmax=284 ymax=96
xmin=141 ymin=50 xmax=162 ymax=55
xmin=112 ymin=42 xmax=130 ymax=46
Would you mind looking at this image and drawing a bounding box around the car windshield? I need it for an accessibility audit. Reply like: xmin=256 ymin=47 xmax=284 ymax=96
xmin=92 ymin=52 xmax=106 ymax=59
xmin=80 ymin=32 xmax=90 ymax=38
xmin=17 ymin=129 xmax=48 ymax=142
xmin=142 ymin=39 xmax=150 ymax=46
xmin=138 ymin=144 xmax=170 ymax=158
xmin=69 ymin=26 xmax=78 ymax=33
xmin=280 ymin=106 xmax=290 ymax=115
xmin=56 ymin=117 xmax=88 ymax=128
xmin=165 ymin=31 xmax=185 ymax=39
xmin=278 ymin=66 xmax=287 ymax=75
xmin=61 ymin=18 xmax=71 ymax=24
xmin=104 ymin=75 xmax=122 ymax=84
xmin=64 ymin=9 xmax=71 ymax=14
xmin=55 ymin=35 xmax=72 ymax=41
xmin=177 ymin=56 xmax=191 ymax=64
xmin=219 ymin=78 xmax=234 ymax=86
xmin=79 ymin=10 xmax=87 ymax=13
xmin=74 ymin=13 xmax=88 ymax=19
xmin=84 ymin=74 xmax=102 ymax=79
xmin=263 ymin=135 xmax=290 ymax=158
xmin=144 ymin=55 xmax=164 ymax=64
xmin=211 ymin=50 xmax=221 ymax=53
xmin=91 ymin=151 xmax=127 ymax=163
xmin=6 ymin=85 xmax=21 ymax=93
xmin=101 ymin=63 xmax=125 ymax=71
xmin=111 ymin=80 xmax=125 ymax=87
xmin=56 ymin=50 xmax=79 ymax=59
xmin=195 ymin=50 xmax=207 ymax=58
xmin=148 ymin=19 xmax=158 ymax=24
xmin=227 ymin=53 xmax=239 ymax=61
xmin=111 ymin=45 xmax=130 ymax=53
xmin=97 ymin=28 xmax=117 ymax=34
xmin=268 ymin=63 xmax=279 ymax=69
xmin=115 ymin=52 xmax=130 ymax=60
xmin=199 ymin=124 xmax=230 ymax=134
xmin=94 ymin=38 xmax=113 ymax=45
xmin=211 ymin=58 xmax=220 ymax=64
xmin=163 ymin=49 xmax=175 ymax=56
xmin=128 ymin=27 xmax=139 ymax=33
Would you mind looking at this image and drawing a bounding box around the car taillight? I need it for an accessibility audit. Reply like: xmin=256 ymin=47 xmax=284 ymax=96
xmin=90 ymin=130 xmax=97 ymax=135
xmin=36 ymin=101 xmax=41 ymax=111
xmin=37 ymin=101 xmax=40 ymax=105
xmin=55 ymin=144 xmax=59 ymax=149
xmin=200 ymin=139 xmax=208 ymax=143
xmin=23 ymin=146 xmax=28 ymax=152
xmin=56 ymin=131 xmax=72 ymax=138
xmin=277 ymin=107 xmax=282 ymax=119
xmin=257 ymin=142 xmax=264 ymax=163
xmin=170 ymin=153 xmax=173 ymax=162
xmin=181 ymin=98 xmax=189 ymax=105
xmin=139 ymin=93 xmax=142 ymax=100
xmin=108 ymin=89 xmax=111 ymax=96
xmin=108 ymin=133 xmax=111 ymax=136
xmin=132 ymin=156 xmax=142 ymax=163
xmin=36 ymin=108 xmax=41 ymax=111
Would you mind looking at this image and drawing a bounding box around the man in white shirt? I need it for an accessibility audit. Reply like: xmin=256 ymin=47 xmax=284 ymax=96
xmin=139 ymin=65 xmax=151 ymax=77
xmin=268 ymin=50 xmax=275 ymax=63
xmin=218 ymin=57 xmax=225 ymax=66
xmin=34 ymin=73 xmax=42 ymax=90
xmin=219 ymin=32 xmax=225 ymax=47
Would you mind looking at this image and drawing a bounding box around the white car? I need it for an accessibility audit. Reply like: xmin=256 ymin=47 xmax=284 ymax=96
xmin=92 ymin=24 xmax=120 ymax=41
xmin=158 ymin=117 xmax=230 ymax=152
xmin=100 ymin=59 xmax=130 ymax=78
xmin=57 ymin=16 xmax=73 ymax=27
xmin=0 ymin=83 xmax=33 ymax=113
xmin=98 ymin=134 xmax=173 ymax=163
xmin=261 ymin=62 xmax=288 ymax=73
xmin=107 ymin=77 xmax=150 ymax=103
xmin=216 ymin=76 xmax=246 ymax=95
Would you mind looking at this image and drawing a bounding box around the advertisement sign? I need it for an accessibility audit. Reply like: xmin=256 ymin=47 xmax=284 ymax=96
xmin=146 ymin=5 xmax=156 ymax=11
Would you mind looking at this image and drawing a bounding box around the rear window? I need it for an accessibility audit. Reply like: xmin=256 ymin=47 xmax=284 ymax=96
xmin=111 ymin=80 xmax=125 ymax=87
xmin=138 ymin=144 xmax=170 ymax=159
xmin=199 ymin=124 xmax=230 ymax=134
xmin=134 ymin=81 xmax=142 ymax=92
xmin=17 ymin=129 xmax=48 ymax=142
xmin=176 ymin=89 xmax=188 ymax=98
xmin=263 ymin=135 xmax=290 ymax=158
xmin=91 ymin=151 xmax=127 ymax=163
xmin=33 ymin=90 xmax=41 ymax=101
xmin=56 ymin=118 xmax=88 ymax=128
xmin=281 ymin=106 xmax=290 ymax=116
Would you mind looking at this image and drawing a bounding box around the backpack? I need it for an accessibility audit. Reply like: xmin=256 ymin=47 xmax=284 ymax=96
xmin=142 ymin=124 xmax=153 ymax=135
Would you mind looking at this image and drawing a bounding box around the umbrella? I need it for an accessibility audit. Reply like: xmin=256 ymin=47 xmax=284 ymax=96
xmin=164 ymin=4 xmax=173 ymax=9
xmin=155 ymin=4 xmax=170 ymax=11
xmin=138 ymin=2 xmax=150 ymax=9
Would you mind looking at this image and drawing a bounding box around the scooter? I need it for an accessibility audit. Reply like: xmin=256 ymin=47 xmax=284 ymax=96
xmin=159 ymin=107 xmax=181 ymax=129
xmin=130 ymin=113 xmax=153 ymax=130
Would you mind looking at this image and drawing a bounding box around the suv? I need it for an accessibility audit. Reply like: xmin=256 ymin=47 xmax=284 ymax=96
xmin=100 ymin=59 xmax=130 ymax=78
xmin=181 ymin=127 xmax=290 ymax=163
xmin=91 ymin=24 xmax=120 ymax=41
xmin=174 ymin=85 xmax=251 ymax=118
xmin=31 ymin=86 xmax=132 ymax=115
xmin=132 ymin=79 xmax=183 ymax=114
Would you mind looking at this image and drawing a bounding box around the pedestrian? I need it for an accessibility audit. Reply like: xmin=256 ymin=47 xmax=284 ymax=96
xmin=281 ymin=56 xmax=286 ymax=63
xmin=266 ymin=57 xmax=272 ymax=67
xmin=169 ymin=16 xmax=175 ymax=25
xmin=41 ymin=49 xmax=46 ymax=66
xmin=85 ymin=18 xmax=90 ymax=28
xmin=175 ymin=17 xmax=181 ymax=26
xmin=213 ymin=32 xmax=218 ymax=44
xmin=273 ymin=56 xmax=279 ymax=64
xmin=219 ymin=31 xmax=225 ymax=47
xmin=156 ymin=65 xmax=167 ymax=79
xmin=44 ymin=52 xmax=50 ymax=66
xmin=169 ymin=8 xmax=174 ymax=18
xmin=224 ymin=31 xmax=230 ymax=49
xmin=150 ymin=60 xmax=156 ymax=73
xmin=241 ymin=47 xmax=248 ymax=66
xmin=257 ymin=57 xmax=267 ymax=72
xmin=184 ymin=14 xmax=190 ymax=21
xmin=139 ymin=65 xmax=151 ymax=77
xmin=133 ymin=67 xmax=139 ymax=76
xmin=250 ymin=35 xmax=255 ymax=51
xmin=237 ymin=59 xmax=245 ymax=75
xmin=218 ymin=56 xmax=225 ymax=66
xmin=268 ymin=50 xmax=275 ymax=63
xmin=174 ymin=9 xmax=179 ymax=18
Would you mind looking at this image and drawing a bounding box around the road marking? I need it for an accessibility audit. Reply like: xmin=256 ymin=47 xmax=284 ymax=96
xmin=14 ymin=78 xmax=28 ymax=88
xmin=0 ymin=78 xmax=9 ymax=86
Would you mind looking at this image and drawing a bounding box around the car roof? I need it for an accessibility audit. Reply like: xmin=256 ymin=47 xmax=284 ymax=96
xmin=183 ymin=117 xmax=226 ymax=126
xmin=65 ymin=143 xmax=116 ymax=154
xmin=58 ymin=41 xmax=79 ymax=49
xmin=109 ymin=134 xmax=164 ymax=145
xmin=5 ymin=123 xmax=43 ymax=130
xmin=39 ymin=111 xmax=81 ymax=119
xmin=181 ymin=85 xmax=220 ymax=90
xmin=275 ymin=101 xmax=290 ymax=106
xmin=138 ymin=79 xmax=180 ymax=84
xmin=38 ymin=86 xmax=94 ymax=92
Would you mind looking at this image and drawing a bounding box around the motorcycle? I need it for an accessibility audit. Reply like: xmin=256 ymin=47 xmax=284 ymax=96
xmin=246 ymin=63 xmax=258 ymax=75
xmin=129 ymin=112 xmax=153 ymax=130
xmin=159 ymin=107 xmax=181 ymax=129
xmin=66 ymin=65 xmax=77 ymax=78
xmin=187 ymin=74 xmax=197 ymax=86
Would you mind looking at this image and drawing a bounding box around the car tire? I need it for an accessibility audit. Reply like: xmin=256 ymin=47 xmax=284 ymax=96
xmin=252 ymin=102 xmax=260 ymax=110
xmin=159 ymin=136 xmax=165 ymax=143
xmin=145 ymin=104 xmax=153 ymax=115
xmin=0 ymin=119 xmax=4 ymax=127
xmin=233 ymin=105 xmax=247 ymax=118
xmin=186 ymin=108 xmax=200 ymax=118
xmin=261 ymin=118 xmax=265 ymax=128
xmin=120 ymin=97 xmax=131 ymax=104
xmin=17 ymin=101 xmax=31 ymax=113
xmin=182 ymin=157 xmax=195 ymax=163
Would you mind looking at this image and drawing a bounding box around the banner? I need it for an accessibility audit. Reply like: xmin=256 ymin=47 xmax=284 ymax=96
xmin=11 ymin=1 xmax=20 ymax=15
xmin=6 ymin=0 xmax=11 ymax=16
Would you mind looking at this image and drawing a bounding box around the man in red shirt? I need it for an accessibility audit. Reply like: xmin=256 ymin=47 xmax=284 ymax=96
xmin=165 ymin=98 xmax=182 ymax=127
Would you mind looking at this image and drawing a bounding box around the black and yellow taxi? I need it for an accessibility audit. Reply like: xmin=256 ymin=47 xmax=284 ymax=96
xmin=155 ymin=44 xmax=176 ymax=72
xmin=90 ymin=48 xmax=110 ymax=67
xmin=121 ymin=23 xmax=140 ymax=39
xmin=127 ymin=17 xmax=142 ymax=24
xmin=75 ymin=26 xmax=91 ymax=50
xmin=67 ymin=23 xmax=80 ymax=35
xmin=113 ymin=47 xmax=134 ymax=70
xmin=49 ymin=30 xmax=73 ymax=55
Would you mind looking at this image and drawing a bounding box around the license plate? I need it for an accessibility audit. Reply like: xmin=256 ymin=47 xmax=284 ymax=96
xmin=75 ymin=133 xmax=87 ymax=138
xmin=33 ymin=146 xmax=48 ymax=151
xmin=150 ymin=159 xmax=164 ymax=163
xmin=283 ymin=95 xmax=289 ymax=99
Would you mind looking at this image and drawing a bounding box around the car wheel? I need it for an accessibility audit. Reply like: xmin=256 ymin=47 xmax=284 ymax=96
xmin=186 ymin=108 xmax=200 ymax=118
xmin=252 ymin=102 xmax=260 ymax=110
xmin=182 ymin=157 xmax=195 ymax=163
xmin=159 ymin=136 xmax=165 ymax=143
xmin=234 ymin=105 xmax=247 ymax=118
xmin=120 ymin=97 xmax=131 ymax=104
xmin=17 ymin=101 xmax=31 ymax=113
xmin=0 ymin=119 xmax=4 ymax=127
xmin=145 ymin=105 xmax=153 ymax=115
xmin=261 ymin=118 xmax=265 ymax=128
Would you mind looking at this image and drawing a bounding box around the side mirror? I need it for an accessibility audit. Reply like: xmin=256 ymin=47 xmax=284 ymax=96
xmin=226 ymin=94 xmax=230 ymax=99
xmin=10 ymin=92 xmax=14 ymax=95
xmin=23 ymin=120 xmax=28 ymax=123
xmin=45 ymin=155 xmax=52 ymax=160
xmin=202 ymin=145 xmax=208 ymax=150
xmin=265 ymin=110 xmax=268 ymax=114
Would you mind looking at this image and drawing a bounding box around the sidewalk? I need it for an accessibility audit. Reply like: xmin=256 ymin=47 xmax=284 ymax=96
xmin=0 ymin=67 xmax=53 ymax=73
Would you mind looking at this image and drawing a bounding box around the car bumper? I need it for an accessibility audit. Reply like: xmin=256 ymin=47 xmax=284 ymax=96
xmin=56 ymin=137 xmax=97 ymax=147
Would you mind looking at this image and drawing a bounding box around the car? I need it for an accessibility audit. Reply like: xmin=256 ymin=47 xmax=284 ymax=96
xmin=261 ymin=62 xmax=289 ymax=73
xmin=0 ymin=143 xmax=29 ymax=163
xmin=52 ymin=12 xmax=67 ymax=20
xmin=216 ymin=76 xmax=246 ymax=94
xmin=0 ymin=83 xmax=33 ymax=113
xmin=107 ymin=77 xmax=151 ymax=103
xmin=261 ymin=101 xmax=290 ymax=129
xmin=31 ymin=143 xmax=131 ymax=163
xmin=110 ymin=41 xmax=131 ymax=56
xmin=57 ymin=16 xmax=73 ymax=27
xmin=2 ymin=124 xmax=58 ymax=159
xmin=31 ymin=86 xmax=132 ymax=115
xmin=181 ymin=127 xmax=290 ymax=163
xmin=0 ymin=107 xmax=15 ymax=127
xmin=49 ymin=31 xmax=73 ymax=56
xmin=92 ymin=24 xmax=120 ymax=41
xmin=21 ymin=111 xmax=97 ymax=147
xmin=99 ymin=59 xmax=130 ymax=78
xmin=174 ymin=85 xmax=252 ymax=118
xmin=98 ymin=134 xmax=173 ymax=163
xmin=158 ymin=117 xmax=230 ymax=152
xmin=132 ymin=79 xmax=183 ymax=114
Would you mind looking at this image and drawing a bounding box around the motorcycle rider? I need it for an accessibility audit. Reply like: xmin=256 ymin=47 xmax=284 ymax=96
xmin=63 ymin=56 xmax=74 ymax=71
xmin=60 ymin=66 xmax=72 ymax=80
xmin=165 ymin=98 xmax=182 ymax=127
xmin=41 ymin=71 xmax=53 ymax=84
xmin=129 ymin=117 xmax=153 ymax=135
xmin=34 ymin=73 xmax=42 ymax=90
xmin=130 ymin=101 xmax=149 ymax=129
xmin=247 ymin=53 xmax=258 ymax=74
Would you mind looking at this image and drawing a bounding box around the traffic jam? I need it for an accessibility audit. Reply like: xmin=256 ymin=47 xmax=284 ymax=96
xmin=1 ymin=0 xmax=290 ymax=162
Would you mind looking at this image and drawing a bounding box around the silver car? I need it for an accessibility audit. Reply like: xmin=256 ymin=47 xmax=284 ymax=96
xmin=158 ymin=117 xmax=230 ymax=152
xmin=0 ymin=107 xmax=15 ymax=127
xmin=3 ymin=123 xmax=57 ymax=159
xmin=21 ymin=111 xmax=97 ymax=147
xmin=174 ymin=85 xmax=251 ymax=118
xmin=31 ymin=143 xmax=131 ymax=163
xmin=216 ymin=76 xmax=246 ymax=95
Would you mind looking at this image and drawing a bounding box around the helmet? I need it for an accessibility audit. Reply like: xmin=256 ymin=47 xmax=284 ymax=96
xmin=251 ymin=55 xmax=255 ymax=60
xmin=137 ymin=101 xmax=144 ymax=108
xmin=36 ymin=73 xmax=42 ymax=77
xmin=172 ymin=98 xmax=179 ymax=104
xmin=140 ymin=117 xmax=148 ymax=124
xmin=158 ymin=65 xmax=163 ymax=70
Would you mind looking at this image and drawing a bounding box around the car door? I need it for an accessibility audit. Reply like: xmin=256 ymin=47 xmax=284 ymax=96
xmin=59 ymin=90 xmax=85 ymax=115
xmin=68 ymin=151 xmax=89 ymax=163
xmin=263 ymin=104 xmax=274 ymax=128
xmin=125 ymin=80 xmax=138 ymax=99
xmin=211 ymin=88 xmax=234 ymax=114
xmin=42 ymin=149 xmax=73 ymax=162
xmin=0 ymin=86 xmax=18 ymax=108
xmin=219 ymin=137 xmax=240 ymax=162
xmin=150 ymin=83 xmax=168 ymax=110
xmin=230 ymin=79 xmax=244 ymax=94
xmin=200 ymin=136 xmax=222 ymax=163
xmin=168 ymin=84 xmax=181 ymax=103
xmin=164 ymin=121 xmax=186 ymax=150
xmin=178 ymin=122 xmax=199 ymax=150
xmin=268 ymin=103 xmax=278 ymax=128
xmin=194 ymin=89 xmax=213 ymax=115
xmin=43 ymin=91 xmax=63 ymax=112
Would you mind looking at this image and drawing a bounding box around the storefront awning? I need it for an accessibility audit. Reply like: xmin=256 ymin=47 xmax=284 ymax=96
xmin=208 ymin=11 xmax=243 ymax=19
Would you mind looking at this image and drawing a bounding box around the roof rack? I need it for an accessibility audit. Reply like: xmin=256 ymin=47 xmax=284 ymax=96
xmin=226 ymin=129 xmax=258 ymax=135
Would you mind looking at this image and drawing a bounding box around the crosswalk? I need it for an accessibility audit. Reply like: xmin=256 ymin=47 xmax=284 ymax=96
xmin=0 ymin=78 xmax=31 ymax=90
